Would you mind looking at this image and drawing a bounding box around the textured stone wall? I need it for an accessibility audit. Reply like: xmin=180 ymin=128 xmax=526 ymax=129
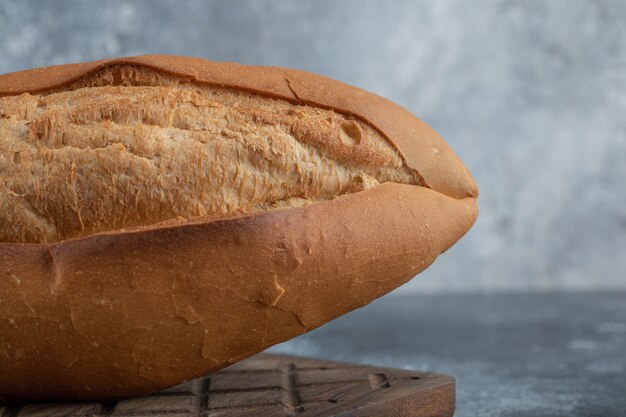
xmin=1 ymin=0 xmax=624 ymax=292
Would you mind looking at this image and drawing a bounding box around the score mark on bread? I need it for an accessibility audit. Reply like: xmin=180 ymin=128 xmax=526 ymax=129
xmin=0 ymin=65 xmax=421 ymax=243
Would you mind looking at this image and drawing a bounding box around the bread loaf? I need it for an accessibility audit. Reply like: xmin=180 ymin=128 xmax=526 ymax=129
xmin=0 ymin=55 xmax=478 ymax=401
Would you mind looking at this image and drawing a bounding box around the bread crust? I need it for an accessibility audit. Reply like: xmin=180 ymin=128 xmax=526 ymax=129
xmin=0 ymin=56 xmax=478 ymax=401
xmin=0 ymin=55 xmax=477 ymax=199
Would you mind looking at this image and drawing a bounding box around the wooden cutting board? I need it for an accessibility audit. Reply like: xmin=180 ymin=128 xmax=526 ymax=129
xmin=0 ymin=353 xmax=455 ymax=417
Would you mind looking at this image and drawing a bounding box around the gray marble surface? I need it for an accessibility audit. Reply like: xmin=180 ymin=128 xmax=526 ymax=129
xmin=1 ymin=0 xmax=625 ymax=292
xmin=271 ymin=292 xmax=626 ymax=417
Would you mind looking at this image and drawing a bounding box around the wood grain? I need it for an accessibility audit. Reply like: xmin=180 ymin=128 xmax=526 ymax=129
xmin=0 ymin=353 xmax=455 ymax=417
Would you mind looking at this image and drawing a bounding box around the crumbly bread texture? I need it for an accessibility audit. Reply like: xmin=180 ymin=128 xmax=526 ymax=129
xmin=0 ymin=56 xmax=478 ymax=402
xmin=0 ymin=66 xmax=421 ymax=243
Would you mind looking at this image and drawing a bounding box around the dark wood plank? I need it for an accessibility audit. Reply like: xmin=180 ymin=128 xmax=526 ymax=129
xmin=7 ymin=353 xmax=455 ymax=417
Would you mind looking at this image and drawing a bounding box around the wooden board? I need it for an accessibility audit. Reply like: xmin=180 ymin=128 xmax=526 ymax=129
xmin=0 ymin=353 xmax=455 ymax=417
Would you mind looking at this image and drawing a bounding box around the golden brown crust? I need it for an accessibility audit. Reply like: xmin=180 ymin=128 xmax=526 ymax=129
xmin=0 ymin=183 xmax=477 ymax=401
xmin=0 ymin=55 xmax=477 ymax=199
xmin=0 ymin=57 xmax=478 ymax=401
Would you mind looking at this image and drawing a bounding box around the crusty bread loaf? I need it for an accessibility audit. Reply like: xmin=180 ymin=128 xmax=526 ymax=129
xmin=0 ymin=55 xmax=478 ymax=401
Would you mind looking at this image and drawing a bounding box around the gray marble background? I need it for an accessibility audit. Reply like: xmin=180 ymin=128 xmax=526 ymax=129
xmin=1 ymin=0 xmax=624 ymax=293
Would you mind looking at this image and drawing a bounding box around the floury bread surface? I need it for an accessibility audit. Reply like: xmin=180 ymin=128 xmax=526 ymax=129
xmin=0 ymin=56 xmax=478 ymax=401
